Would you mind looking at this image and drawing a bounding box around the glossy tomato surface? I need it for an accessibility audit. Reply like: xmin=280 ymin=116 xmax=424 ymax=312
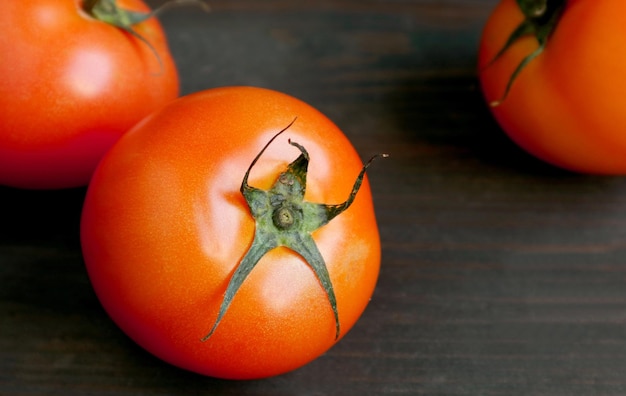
xmin=80 ymin=86 xmax=381 ymax=379
xmin=478 ymin=0 xmax=626 ymax=174
xmin=0 ymin=0 xmax=178 ymax=189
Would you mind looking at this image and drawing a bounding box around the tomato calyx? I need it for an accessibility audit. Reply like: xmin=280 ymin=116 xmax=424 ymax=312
xmin=201 ymin=119 xmax=387 ymax=342
xmin=484 ymin=0 xmax=566 ymax=106
xmin=83 ymin=0 xmax=209 ymax=72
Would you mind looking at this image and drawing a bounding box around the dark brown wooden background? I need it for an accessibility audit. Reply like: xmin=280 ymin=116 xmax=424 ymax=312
xmin=3 ymin=1 xmax=626 ymax=395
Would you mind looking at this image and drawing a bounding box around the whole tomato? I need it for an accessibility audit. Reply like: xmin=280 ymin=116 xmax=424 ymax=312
xmin=478 ymin=0 xmax=626 ymax=174
xmin=0 ymin=0 xmax=178 ymax=189
xmin=80 ymin=86 xmax=382 ymax=379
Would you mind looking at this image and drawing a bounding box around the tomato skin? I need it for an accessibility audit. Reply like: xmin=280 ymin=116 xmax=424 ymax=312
xmin=0 ymin=0 xmax=178 ymax=189
xmin=80 ymin=86 xmax=381 ymax=379
xmin=478 ymin=0 xmax=626 ymax=174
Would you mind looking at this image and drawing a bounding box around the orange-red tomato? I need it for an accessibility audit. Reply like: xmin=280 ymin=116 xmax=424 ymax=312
xmin=0 ymin=0 xmax=178 ymax=189
xmin=80 ymin=86 xmax=381 ymax=379
xmin=478 ymin=0 xmax=626 ymax=174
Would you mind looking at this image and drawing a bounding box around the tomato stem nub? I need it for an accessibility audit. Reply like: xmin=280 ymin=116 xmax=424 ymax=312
xmin=483 ymin=0 xmax=566 ymax=106
xmin=201 ymin=119 xmax=387 ymax=342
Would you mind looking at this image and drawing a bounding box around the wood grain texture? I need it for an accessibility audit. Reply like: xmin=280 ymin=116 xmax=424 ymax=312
xmin=3 ymin=1 xmax=626 ymax=395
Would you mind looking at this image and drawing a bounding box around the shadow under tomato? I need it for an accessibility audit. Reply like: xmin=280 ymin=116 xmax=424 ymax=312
xmin=0 ymin=185 xmax=87 ymax=247
xmin=382 ymin=70 xmax=572 ymax=177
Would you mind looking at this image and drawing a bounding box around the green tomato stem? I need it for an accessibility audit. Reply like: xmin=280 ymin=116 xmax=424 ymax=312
xmin=201 ymin=119 xmax=387 ymax=342
xmin=484 ymin=0 xmax=566 ymax=106
xmin=83 ymin=0 xmax=209 ymax=74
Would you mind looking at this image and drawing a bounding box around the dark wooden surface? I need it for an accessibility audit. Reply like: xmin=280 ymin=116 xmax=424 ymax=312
xmin=3 ymin=1 xmax=626 ymax=395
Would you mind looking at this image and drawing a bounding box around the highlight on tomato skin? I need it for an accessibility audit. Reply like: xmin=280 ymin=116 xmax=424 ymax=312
xmin=0 ymin=0 xmax=179 ymax=189
xmin=80 ymin=86 xmax=383 ymax=380
xmin=478 ymin=0 xmax=626 ymax=174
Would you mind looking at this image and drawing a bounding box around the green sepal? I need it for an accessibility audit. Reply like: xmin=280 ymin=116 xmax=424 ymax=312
xmin=486 ymin=0 xmax=566 ymax=106
xmin=201 ymin=119 xmax=386 ymax=342
xmin=84 ymin=0 xmax=209 ymax=73
xmin=86 ymin=0 xmax=209 ymax=28
xmin=87 ymin=0 xmax=150 ymax=27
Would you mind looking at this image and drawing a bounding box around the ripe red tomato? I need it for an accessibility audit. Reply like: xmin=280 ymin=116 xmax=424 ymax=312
xmin=478 ymin=0 xmax=626 ymax=174
xmin=80 ymin=86 xmax=382 ymax=379
xmin=0 ymin=0 xmax=178 ymax=189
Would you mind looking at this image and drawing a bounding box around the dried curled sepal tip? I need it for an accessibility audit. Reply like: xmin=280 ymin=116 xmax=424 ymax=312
xmin=201 ymin=118 xmax=386 ymax=342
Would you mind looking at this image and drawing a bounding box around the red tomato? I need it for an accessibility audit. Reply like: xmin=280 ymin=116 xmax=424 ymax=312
xmin=478 ymin=0 xmax=626 ymax=174
xmin=0 ymin=0 xmax=178 ymax=189
xmin=80 ymin=86 xmax=382 ymax=379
